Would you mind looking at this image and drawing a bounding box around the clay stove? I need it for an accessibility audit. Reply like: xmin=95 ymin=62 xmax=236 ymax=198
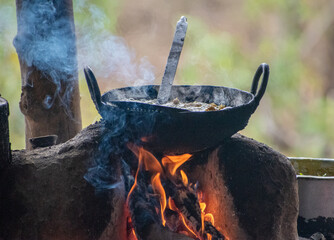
xmin=90 ymin=127 xmax=299 ymax=240
xmin=0 ymin=121 xmax=299 ymax=240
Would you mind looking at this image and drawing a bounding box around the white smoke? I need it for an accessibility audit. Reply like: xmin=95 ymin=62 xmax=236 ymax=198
xmin=74 ymin=1 xmax=155 ymax=86
xmin=8 ymin=0 xmax=155 ymax=110
xmin=13 ymin=0 xmax=77 ymax=84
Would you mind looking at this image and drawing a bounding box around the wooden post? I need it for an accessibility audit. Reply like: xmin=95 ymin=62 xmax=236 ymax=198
xmin=0 ymin=96 xmax=11 ymax=171
xmin=14 ymin=0 xmax=82 ymax=149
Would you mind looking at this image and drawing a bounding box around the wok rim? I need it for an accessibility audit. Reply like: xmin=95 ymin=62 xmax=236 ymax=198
xmin=101 ymin=84 xmax=255 ymax=114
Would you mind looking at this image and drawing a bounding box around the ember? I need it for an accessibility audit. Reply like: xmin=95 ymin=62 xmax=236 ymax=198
xmin=126 ymin=145 xmax=225 ymax=240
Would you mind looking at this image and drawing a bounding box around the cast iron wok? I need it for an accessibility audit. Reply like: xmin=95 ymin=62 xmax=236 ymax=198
xmin=84 ymin=63 xmax=269 ymax=154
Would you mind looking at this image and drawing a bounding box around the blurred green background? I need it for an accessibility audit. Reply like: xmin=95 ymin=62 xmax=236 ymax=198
xmin=0 ymin=0 xmax=334 ymax=158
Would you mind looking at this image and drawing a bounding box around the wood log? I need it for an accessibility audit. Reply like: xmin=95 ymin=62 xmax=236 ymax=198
xmin=0 ymin=122 xmax=298 ymax=240
xmin=0 ymin=96 xmax=11 ymax=171
xmin=143 ymin=224 xmax=193 ymax=240
xmin=205 ymin=221 xmax=225 ymax=240
xmin=127 ymin=171 xmax=192 ymax=240
xmin=165 ymin=179 xmax=202 ymax=235
xmin=14 ymin=0 xmax=81 ymax=149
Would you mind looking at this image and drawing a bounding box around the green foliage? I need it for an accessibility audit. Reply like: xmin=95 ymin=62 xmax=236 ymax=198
xmin=180 ymin=17 xmax=252 ymax=91
xmin=0 ymin=2 xmax=24 ymax=149
xmin=73 ymin=0 xmax=121 ymax=33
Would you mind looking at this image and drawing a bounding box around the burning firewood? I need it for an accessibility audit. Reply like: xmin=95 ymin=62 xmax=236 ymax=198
xmin=126 ymin=164 xmax=194 ymax=240
xmin=204 ymin=221 xmax=225 ymax=240
xmin=125 ymin=144 xmax=226 ymax=240
xmin=165 ymin=177 xmax=226 ymax=240
xmin=127 ymin=170 xmax=160 ymax=239
xmin=164 ymin=179 xmax=203 ymax=235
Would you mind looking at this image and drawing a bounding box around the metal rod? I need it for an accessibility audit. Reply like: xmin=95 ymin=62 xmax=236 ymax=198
xmin=157 ymin=16 xmax=188 ymax=104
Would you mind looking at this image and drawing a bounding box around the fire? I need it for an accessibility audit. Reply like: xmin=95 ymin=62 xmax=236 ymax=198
xmin=126 ymin=144 xmax=220 ymax=240
xmin=167 ymin=197 xmax=197 ymax=238
xmin=198 ymin=193 xmax=216 ymax=240
xmin=127 ymin=217 xmax=138 ymax=240
xmin=151 ymin=173 xmax=167 ymax=226
xmin=205 ymin=213 xmax=215 ymax=225
xmin=127 ymin=143 xmax=163 ymax=174
xmin=126 ymin=143 xmax=163 ymax=205
xmin=180 ymin=170 xmax=188 ymax=186
xmin=161 ymin=154 xmax=192 ymax=176
xmin=128 ymin=228 xmax=138 ymax=240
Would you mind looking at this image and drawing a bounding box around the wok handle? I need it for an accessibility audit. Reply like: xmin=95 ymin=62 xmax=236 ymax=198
xmin=84 ymin=67 xmax=103 ymax=113
xmin=250 ymin=63 xmax=269 ymax=104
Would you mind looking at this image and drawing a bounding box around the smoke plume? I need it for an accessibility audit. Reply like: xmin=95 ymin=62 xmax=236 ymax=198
xmin=74 ymin=0 xmax=155 ymax=86
xmin=12 ymin=0 xmax=155 ymax=110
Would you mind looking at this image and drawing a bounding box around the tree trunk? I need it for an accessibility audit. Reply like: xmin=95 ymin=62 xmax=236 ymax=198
xmin=14 ymin=0 xmax=81 ymax=150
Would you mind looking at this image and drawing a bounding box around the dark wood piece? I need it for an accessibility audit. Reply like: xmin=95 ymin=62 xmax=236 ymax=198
xmin=0 ymin=96 xmax=11 ymax=171
xmin=127 ymin=171 xmax=192 ymax=240
xmin=165 ymin=178 xmax=225 ymax=239
xmin=165 ymin=179 xmax=203 ymax=235
xmin=14 ymin=0 xmax=81 ymax=150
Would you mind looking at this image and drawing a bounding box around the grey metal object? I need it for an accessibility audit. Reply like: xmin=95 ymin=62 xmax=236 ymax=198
xmin=298 ymin=175 xmax=334 ymax=219
xmin=157 ymin=16 xmax=188 ymax=104
xmin=29 ymin=135 xmax=58 ymax=149
xmin=289 ymin=157 xmax=334 ymax=239
xmin=291 ymin=157 xmax=334 ymax=219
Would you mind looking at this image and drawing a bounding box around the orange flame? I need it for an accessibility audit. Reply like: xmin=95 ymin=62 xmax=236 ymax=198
xmin=204 ymin=213 xmax=214 ymax=225
xmin=198 ymin=191 xmax=216 ymax=238
xmin=126 ymin=144 xmax=219 ymax=239
xmin=126 ymin=145 xmax=163 ymax=205
xmin=132 ymin=145 xmax=163 ymax=174
xmin=200 ymin=202 xmax=206 ymax=212
xmin=168 ymin=197 xmax=176 ymax=211
xmin=180 ymin=170 xmax=188 ymax=186
xmin=180 ymin=212 xmax=197 ymax=237
xmin=207 ymin=233 xmax=212 ymax=240
xmin=200 ymin=202 xmax=206 ymax=232
xmin=127 ymin=217 xmax=138 ymax=240
xmin=152 ymin=173 xmax=167 ymax=226
xmin=129 ymin=229 xmax=138 ymax=240
xmin=167 ymin=197 xmax=197 ymax=238
xmin=162 ymin=154 xmax=192 ymax=176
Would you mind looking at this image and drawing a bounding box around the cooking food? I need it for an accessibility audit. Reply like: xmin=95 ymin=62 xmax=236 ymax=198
xmin=128 ymin=98 xmax=226 ymax=112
